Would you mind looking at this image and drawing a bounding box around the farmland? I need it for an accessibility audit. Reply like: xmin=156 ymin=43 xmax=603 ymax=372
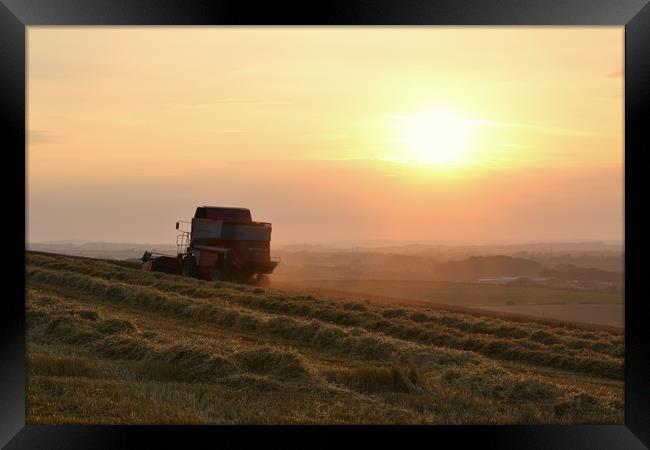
xmin=274 ymin=279 xmax=622 ymax=307
xmin=26 ymin=252 xmax=624 ymax=424
xmin=275 ymin=279 xmax=623 ymax=327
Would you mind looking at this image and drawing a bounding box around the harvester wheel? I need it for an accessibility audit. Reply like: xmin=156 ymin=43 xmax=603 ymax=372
xmin=256 ymin=274 xmax=271 ymax=287
xmin=181 ymin=256 xmax=196 ymax=278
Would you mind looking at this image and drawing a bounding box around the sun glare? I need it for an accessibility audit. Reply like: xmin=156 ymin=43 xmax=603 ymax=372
xmin=401 ymin=108 xmax=472 ymax=164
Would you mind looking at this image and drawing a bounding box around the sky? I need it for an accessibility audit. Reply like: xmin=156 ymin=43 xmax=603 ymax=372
xmin=27 ymin=27 xmax=623 ymax=246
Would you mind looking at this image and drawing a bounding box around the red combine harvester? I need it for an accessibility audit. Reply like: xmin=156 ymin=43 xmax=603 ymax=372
xmin=141 ymin=206 xmax=279 ymax=283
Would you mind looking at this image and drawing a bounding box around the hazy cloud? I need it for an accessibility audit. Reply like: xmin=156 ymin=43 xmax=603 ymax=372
xmin=607 ymin=68 xmax=623 ymax=78
xmin=473 ymin=119 xmax=612 ymax=139
xmin=198 ymin=128 xmax=246 ymax=134
xmin=169 ymin=99 xmax=291 ymax=109
xmin=29 ymin=129 xmax=63 ymax=145
xmin=56 ymin=114 xmax=146 ymax=126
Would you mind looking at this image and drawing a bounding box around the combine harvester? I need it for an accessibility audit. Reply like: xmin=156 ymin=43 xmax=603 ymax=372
xmin=141 ymin=206 xmax=279 ymax=283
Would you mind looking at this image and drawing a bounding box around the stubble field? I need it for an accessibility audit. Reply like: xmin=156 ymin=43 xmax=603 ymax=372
xmin=26 ymin=251 xmax=624 ymax=424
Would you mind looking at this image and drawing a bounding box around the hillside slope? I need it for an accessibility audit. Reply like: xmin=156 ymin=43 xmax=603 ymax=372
xmin=26 ymin=252 xmax=623 ymax=424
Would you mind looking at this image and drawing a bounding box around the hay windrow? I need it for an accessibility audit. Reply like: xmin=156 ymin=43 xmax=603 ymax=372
xmin=27 ymin=262 xmax=623 ymax=379
xmin=25 ymin=252 xmax=624 ymax=424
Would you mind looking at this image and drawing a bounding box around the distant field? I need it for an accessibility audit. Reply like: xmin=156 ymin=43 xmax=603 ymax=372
xmin=278 ymin=279 xmax=622 ymax=307
xmin=477 ymin=304 xmax=623 ymax=328
xmin=276 ymin=279 xmax=624 ymax=328
xmin=26 ymin=252 xmax=623 ymax=424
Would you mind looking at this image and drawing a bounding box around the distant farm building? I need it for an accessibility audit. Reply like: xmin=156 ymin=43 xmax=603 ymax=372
xmin=478 ymin=276 xmax=552 ymax=286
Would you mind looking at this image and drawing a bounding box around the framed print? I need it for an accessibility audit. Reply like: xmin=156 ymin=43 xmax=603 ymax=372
xmin=1 ymin=0 xmax=648 ymax=448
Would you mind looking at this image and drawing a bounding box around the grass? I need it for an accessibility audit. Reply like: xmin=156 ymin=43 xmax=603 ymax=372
xmin=25 ymin=251 xmax=624 ymax=424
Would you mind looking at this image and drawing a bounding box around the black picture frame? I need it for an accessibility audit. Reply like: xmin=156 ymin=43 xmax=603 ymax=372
xmin=2 ymin=1 xmax=648 ymax=448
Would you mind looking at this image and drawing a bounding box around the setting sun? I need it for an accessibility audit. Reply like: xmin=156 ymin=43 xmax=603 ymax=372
xmin=27 ymin=27 xmax=623 ymax=245
xmin=401 ymin=108 xmax=473 ymax=164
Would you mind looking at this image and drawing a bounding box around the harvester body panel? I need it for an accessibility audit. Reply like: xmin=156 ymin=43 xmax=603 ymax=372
xmin=141 ymin=206 xmax=278 ymax=282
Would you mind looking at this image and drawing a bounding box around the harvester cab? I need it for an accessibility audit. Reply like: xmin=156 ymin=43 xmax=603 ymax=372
xmin=141 ymin=206 xmax=279 ymax=283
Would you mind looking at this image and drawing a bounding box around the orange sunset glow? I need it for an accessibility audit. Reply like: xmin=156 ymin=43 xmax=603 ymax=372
xmin=27 ymin=27 xmax=623 ymax=246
